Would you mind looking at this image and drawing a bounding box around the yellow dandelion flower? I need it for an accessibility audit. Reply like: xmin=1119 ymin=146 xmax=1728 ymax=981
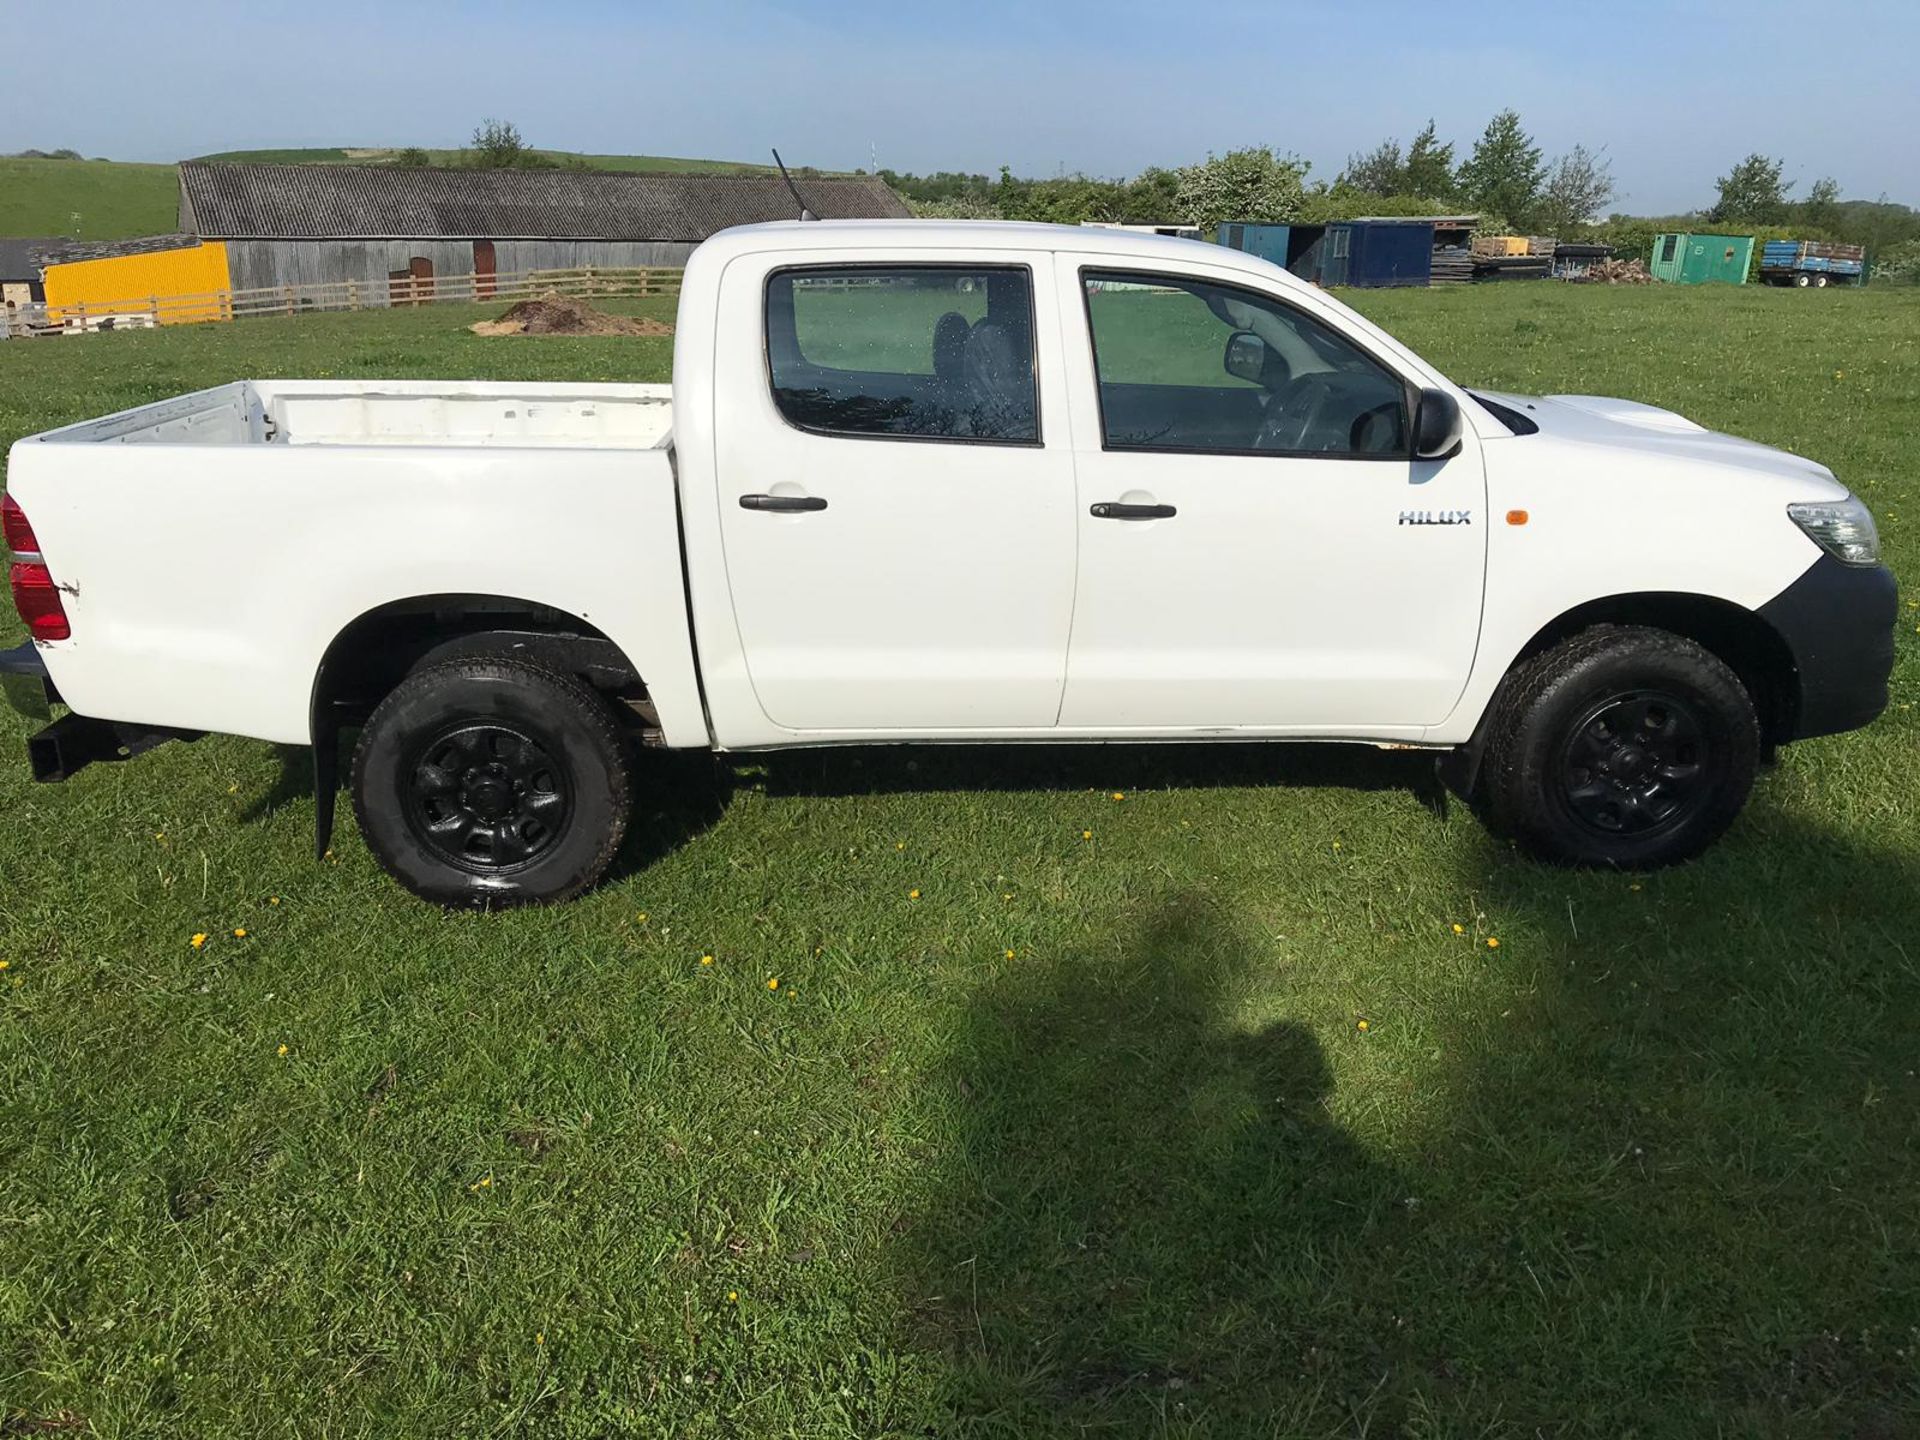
xmin=1486 ymin=936 xmax=1500 ymax=949
xmin=895 ymin=841 xmax=906 ymax=850
xmin=636 ymin=911 xmax=648 ymax=923
xmin=1082 ymin=829 xmax=1093 ymax=840
xmin=268 ymin=896 xmax=280 ymax=905
xmin=700 ymin=953 xmax=714 ymax=966
xmin=233 ymin=928 xmax=247 ymax=938
xmin=277 ymin=1043 xmax=289 ymax=1057
xmin=1005 ymin=948 xmax=1016 ymax=960
xmin=767 ymin=977 xmax=779 ymax=990
xmin=1451 ymin=923 xmax=1464 ymax=935
xmin=0 ymin=960 xmax=9 ymax=972
xmin=154 ymin=832 xmax=165 ymax=842
xmin=1357 ymin=1019 xmax=1370 ymax=1032
xmin=536 ymin=1332 xmax=544 ymax=1346
xmin=1111 ymin=792 xmax=1125 ymax=801
xmin=908 ymin=888 xmax=921 ymax=900
xmin=190 ymin=933 xmax=208 ymax=949
xmin=727 ymin=1291 xmax=738 ymax=1303
xmin=1332 ymin=840 xmax=1342 ymax=851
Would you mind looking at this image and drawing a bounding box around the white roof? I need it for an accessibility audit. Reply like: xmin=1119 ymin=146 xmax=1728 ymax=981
xmin=696 ymin=217 xmax=1297 ymax=286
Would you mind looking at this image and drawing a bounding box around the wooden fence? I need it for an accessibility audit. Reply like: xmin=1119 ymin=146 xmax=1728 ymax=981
xmin=26 ymin=264 xmax=684 ymax=335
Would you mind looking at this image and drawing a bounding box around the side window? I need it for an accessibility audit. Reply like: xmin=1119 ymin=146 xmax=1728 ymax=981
xmin=1660 ymin=234 xmax=1679 ymax=263
xmin=765 ymin=266 xmax=1038 ymax=443
xmin=1081 ymin=270 xmax=1408 ymax=457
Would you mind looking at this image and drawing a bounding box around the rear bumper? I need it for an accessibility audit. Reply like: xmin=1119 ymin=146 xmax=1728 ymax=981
xmin=2 ymin=641 xmax=200 ymax=781
xmin=1757 ymin=557 xmax=1900 ymax=740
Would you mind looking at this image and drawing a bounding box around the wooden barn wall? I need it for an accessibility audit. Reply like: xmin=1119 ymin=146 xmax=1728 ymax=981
xmin=222 ymin=240 xmax=696 ymax=298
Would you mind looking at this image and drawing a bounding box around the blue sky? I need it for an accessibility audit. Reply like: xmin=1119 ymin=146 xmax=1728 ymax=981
xmin=4 ymin=0 xmax=1914 ymax=214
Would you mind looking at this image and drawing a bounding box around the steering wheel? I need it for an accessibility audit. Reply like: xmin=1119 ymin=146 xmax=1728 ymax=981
xmin=1252 ymin=372 xmax=1336 ymax=453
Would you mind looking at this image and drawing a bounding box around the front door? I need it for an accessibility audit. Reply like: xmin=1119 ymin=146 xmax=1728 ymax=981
xmin=712 ymin=256 xmax=1078 ymax=732
xmin=1056 ymin=258 xmax=1487 ymax=731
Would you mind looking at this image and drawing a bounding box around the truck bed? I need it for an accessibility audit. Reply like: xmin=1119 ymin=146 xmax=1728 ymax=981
xmin=27 ymin=380 xmax=674 ymax=450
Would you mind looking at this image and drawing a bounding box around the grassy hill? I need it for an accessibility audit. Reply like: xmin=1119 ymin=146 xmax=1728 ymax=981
xmin=193 ymin=146 xmax=776 ymax=173
xmin=0 ymin=157 xmax=179 ymax=240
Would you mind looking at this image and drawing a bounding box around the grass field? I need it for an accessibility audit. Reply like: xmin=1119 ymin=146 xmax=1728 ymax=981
xmin=0 ymin=158 xmax=180 ymax=241
xmin=1 ymin=284 xmax=1917 ymax=1438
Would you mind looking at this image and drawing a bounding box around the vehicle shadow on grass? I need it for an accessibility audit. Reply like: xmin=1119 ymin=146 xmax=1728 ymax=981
xmin=895 ymin=892 xmax=1418 ymax=1435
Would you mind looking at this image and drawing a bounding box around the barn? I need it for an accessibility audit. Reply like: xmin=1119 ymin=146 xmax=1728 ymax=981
xmin=176 ymin=162 xmax=912 ymax=299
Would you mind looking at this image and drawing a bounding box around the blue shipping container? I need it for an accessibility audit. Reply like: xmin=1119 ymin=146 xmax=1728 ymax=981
xmin=1216 ymin=222 xmax=1328 ymax=282
xmin=1321 ymin=221 xmax=1434 ymax=288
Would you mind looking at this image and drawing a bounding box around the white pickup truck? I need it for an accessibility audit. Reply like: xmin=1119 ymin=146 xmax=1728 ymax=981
xmin=2 ymin=221 xmax=1898 ymax=904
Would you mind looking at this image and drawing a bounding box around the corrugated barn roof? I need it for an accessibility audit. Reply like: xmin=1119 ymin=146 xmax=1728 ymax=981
xmin=179 ymin=163 xmax=912 ymax=240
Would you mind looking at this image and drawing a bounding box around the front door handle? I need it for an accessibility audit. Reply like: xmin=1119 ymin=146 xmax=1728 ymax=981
xmin=739 ymin=493 xmax=828 ymax=513
xmin=1090 ymin=500 xmax=1176 ymax=521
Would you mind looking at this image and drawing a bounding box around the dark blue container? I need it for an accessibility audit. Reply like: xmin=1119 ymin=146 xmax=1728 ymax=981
xmin=1321 ymin=221 xmax=1434 ymax=288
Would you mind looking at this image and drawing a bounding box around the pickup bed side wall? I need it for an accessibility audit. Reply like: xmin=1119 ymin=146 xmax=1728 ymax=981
xmin=7 ymin=441 xmax=708 ymax=749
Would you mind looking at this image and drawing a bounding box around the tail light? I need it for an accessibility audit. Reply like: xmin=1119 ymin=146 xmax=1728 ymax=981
xmin=3 ymin=494 xmax=70 ymax=642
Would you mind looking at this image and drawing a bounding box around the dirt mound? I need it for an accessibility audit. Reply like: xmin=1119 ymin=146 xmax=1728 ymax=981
xmin=470 ymin=292 xmax=673 ymax=337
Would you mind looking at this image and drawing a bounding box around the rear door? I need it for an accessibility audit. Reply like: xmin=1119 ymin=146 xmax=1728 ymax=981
xmin=1055 ymin=256 xmax=1487 ymax=731
xmin=711 ymin=253 xmax=1078 ymax=731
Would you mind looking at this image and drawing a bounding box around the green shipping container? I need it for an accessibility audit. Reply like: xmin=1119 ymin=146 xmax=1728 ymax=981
xmin=1650 ymin=232 xmax=1754 ymax=285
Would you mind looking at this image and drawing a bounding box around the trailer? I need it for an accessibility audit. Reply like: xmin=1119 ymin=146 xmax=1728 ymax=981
xmin=1760 ymin=239 xmax=1867 ymax=288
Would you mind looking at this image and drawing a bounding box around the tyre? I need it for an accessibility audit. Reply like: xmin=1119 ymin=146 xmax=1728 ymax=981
xmin=1480 ymin=626 xmax=1760 ymax=869
xmin=1813 ymin=273 xmax=1830 ymax=288
xmin=1794 ymin=271 xmax=1813 ymax=288
xmin=351 ymin=655 xmax=630 ymax=906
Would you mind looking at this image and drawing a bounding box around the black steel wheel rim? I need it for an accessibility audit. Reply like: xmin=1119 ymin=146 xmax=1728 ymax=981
xmin=1556 ymin=689 xmax=1712 ymax=839
xmin=402 ymin=721 xmax=572 ymax=874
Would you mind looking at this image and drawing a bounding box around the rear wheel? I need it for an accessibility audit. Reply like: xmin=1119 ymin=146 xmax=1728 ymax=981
xmin=351 ymin=656 xmax=630 ymax=906
xmin=1481 ymin=626 xmax=1760 ymax=868
xmin=1813 ymin=273 xmax=1830 ymax=288
xmin=1794 ymin=271 xmax=1813 ymax=288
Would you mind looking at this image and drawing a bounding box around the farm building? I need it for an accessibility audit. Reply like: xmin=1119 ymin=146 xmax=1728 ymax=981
xmin=36 ymin=234 xmax=232 ymax=324
xmin=1650 ymin=232 xmax=1754 ymax=285
xmin=175 ymin=162 xmax=913 ymax=297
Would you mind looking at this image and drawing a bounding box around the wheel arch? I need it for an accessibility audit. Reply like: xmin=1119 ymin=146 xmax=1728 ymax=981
xmin=1445 ymin=589 xmax=1799 ymax=799
xmin=308 ymin=592 xmax=652 ymax=859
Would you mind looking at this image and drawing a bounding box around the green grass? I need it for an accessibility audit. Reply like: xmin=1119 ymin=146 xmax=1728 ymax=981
xmin=0 ymin=158 xmax=180 ymax=240
xmin=2 ymin=284 xmax=1918 ymax=1437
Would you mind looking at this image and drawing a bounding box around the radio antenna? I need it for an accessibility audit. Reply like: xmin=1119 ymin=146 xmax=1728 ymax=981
xmin=772 ymin=149 xmax=818 ymax=221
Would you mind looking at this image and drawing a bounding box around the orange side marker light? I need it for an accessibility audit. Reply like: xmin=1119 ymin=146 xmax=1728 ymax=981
xmin=1506 ymin=509 xmax=1530 ymax=526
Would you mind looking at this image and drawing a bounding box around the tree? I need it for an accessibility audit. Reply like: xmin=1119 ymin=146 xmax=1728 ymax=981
xmin=1799 ymin=175 xmax=1842 ymax=233
xmin=1710 ymin=153 xmax=1791 ymax=224
xmin=469 ymin=118 xmax=530 ymax=169
xmin=1457 ymin=110 xmax=1545 ymax=229
xmin=1341 ymin=139 xmax=1406 ymax=196
xmin=395 ymin=146 xmax=431 ymax=168
xmin=1537 ymin=145 xmax=1616 ymax=233
xmin=1403 ymin=120 xmax=1456 ymax=201
xmin=1172 ymin=147 xmax=1310 ymax=229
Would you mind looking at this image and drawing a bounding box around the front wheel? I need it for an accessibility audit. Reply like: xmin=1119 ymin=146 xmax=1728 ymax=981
xmin=1480 ymin=626 xmax=1760 ymax=868
xmin=351 ymin=656 xmax=631 ymax=906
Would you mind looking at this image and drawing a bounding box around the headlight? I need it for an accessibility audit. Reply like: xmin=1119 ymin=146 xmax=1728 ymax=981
xmin=1788 ymin=496 xmax=1880 ymax=566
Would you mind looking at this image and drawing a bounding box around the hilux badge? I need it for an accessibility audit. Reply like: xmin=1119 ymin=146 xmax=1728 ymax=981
xmin=1399 ymin=509 xmax=1472 ymax=526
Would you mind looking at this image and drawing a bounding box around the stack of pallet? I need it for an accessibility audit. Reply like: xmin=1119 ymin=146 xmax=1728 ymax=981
xmin=1430 ymin=246 xmax=1474 ymax=285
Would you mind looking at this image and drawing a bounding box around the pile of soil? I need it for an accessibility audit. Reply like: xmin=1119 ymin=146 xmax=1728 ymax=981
xmin=470 ymin=292 xmax=673 ymax=337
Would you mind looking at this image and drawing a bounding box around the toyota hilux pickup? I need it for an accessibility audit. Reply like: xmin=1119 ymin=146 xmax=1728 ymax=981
xmin=1 ymin=221 xmax=1898 ymax=905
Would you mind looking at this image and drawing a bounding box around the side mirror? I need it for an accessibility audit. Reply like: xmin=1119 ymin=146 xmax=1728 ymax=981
xmin=1414 ymin=388 xmax=1463 ymax=460
xmin=1223 ymin=330 xmax=1268 ymax=384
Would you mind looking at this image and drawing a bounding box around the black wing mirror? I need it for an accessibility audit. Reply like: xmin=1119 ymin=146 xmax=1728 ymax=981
xmin=1414 ymin=388 xmax=1463 ymax=460
xmin=1223 ymin=330 xmax=1268 ymax=384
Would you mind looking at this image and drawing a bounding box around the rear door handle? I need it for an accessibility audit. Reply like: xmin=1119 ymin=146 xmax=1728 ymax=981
xmin=739 ymin=493 xmax=828 ymax=513
xmin=1090 ymin=501 xmax=1176 ymax=521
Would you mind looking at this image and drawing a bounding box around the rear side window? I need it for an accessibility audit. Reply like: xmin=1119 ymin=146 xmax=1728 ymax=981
xmin=765 ymin=266 xmax=1038 ymax=444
